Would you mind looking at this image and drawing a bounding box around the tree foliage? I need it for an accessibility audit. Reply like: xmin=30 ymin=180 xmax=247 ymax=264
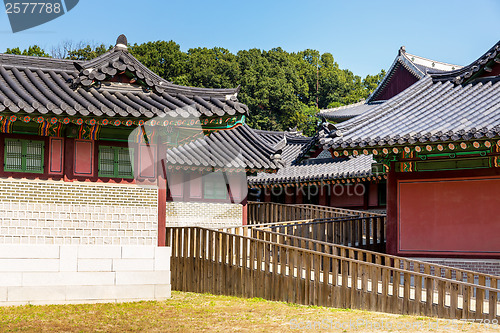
xmin=5 ymin=45 xmax=49 ymax=57
xmin=3 ymin=41 xmax=384 ymax=136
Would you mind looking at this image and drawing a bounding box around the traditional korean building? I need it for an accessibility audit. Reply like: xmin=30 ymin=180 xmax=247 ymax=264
xmin=0 ymin=36 xmax=286 ymax=239
xmin=316 ymin=41 xmax=500 ymax=273
xmin=260 ymin=47 xmax=463 ymax=212
xmin=0 ymin=34 xmax=282 ymax=245
xmin=318 ymin=47 xmax=461 ymax=122
xmin=0 ymin=34 xmax=285 ymax=304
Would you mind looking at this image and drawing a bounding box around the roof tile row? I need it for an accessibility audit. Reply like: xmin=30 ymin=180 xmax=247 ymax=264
xmin=0 ymin=44 xmax=247 ymax=120
xmin=165 ymin=125 xmax=283 ymax=170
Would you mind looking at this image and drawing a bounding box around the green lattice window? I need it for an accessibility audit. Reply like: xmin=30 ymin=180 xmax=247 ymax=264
xmin=98 ymin=146 xmax=134 ymax=179
xmin=4 ymin=139 xmax=44 ymax=173
xmin=203 ymin=173 xmax=227 ymax=199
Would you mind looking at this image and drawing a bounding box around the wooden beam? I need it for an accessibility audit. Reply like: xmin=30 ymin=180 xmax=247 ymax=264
xmin=241 ymin=198 xmax=248 ymax=226
xmin=386 ymin=162 xmax=397 ymax=255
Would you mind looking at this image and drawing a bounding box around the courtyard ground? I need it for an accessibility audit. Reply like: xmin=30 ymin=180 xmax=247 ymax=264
xmin=0 ymin=291 xmax=496 ymax=332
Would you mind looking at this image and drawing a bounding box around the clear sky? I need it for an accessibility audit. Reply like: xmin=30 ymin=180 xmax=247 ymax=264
xmin=0 ymin=0 xmax=498 ymax=78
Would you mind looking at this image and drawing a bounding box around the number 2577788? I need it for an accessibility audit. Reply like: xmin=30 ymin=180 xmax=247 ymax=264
xmin=5 ymin=2 xmax=62 ymax=14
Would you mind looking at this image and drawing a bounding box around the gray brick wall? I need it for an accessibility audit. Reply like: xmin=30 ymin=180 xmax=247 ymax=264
xmin=413 ymin=258 xmax=500 ymax=277
xmin=166 ymin=202 xmax=242 ymax=229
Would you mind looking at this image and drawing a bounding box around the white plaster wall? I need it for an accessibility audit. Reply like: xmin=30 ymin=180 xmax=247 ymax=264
xmin=0 ymin=245 xmax=171 ymax=305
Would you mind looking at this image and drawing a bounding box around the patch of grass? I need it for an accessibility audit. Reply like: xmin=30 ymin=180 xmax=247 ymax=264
xmin=247 ymin=297 xmax=267 ymax=303
xmin=0 ymin=291 xmax=490 ymax=332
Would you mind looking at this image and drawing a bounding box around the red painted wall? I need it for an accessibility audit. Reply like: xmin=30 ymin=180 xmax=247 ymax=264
xmin=368 ymin=182 xmax=378 ymax=207
xmin=48 ymin=138 xmax=64 ymax=175
xmin=285 ymin=187 xmax=295 ymax=204
xmin=264 ymin=191 xmax=271 ymax=202
xmin=295 ymin=187 xmax=303 ymax=204
xmin=329 ymin=184 xmax=364 ymax=207
xmin=168 ymin=172 xmax=184 ymax=199
xmin=373 ymin=64 xmax=419 ymax=102
xmin=318 ymin=192 xmax=327 ymax=206
xmin=398 ymin=177 xmax=500 ymax=256
xmin=189 ymin=173 xmax=203 ymax=199
xmin=138 ymin=143 xmax=157 ymax=179
xmin=227 ymin=173 xmax=246 ymax=202
xmin=388 ymin=168 xmax=500 ymax=258
xmin=73 ymin=140 xmax=94 ymax=176
xmin=478 ymin=63 xmax=500 ymax=78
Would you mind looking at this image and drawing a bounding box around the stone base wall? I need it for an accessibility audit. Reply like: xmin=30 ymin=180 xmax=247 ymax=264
xmin=0 ymin=245 xmax=171 ymax=306
xmin=413 ymin=258 xmax=500 ymax=277
xmin=0 ymin=178 xmax=158 ymax=245
xmin=166 ymin=201 xmax=243 ymax=228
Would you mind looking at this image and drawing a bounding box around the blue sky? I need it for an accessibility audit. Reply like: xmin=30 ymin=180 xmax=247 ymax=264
xmin=0 ymin=0 xmax=498 ymax=78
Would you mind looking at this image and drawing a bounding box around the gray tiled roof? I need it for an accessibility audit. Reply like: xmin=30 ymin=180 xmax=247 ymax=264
xmin=431 ymin=42 xmax=500 ymax=84
xmin=254 ymin=129 xmax=311 ymax=165
xmin=248 ymin=155 xmax=374 ymax=185
xmin=293 ymin=123 xmax=334 ymax=164
xmin=249 ymin=127 xmax=376 ymax=186
xmin=165 ymin=124 xmax=283 ymax=170
xmin=322 ymin=75 xmax=500 ymax=150
xmin=0 ymin=35 xmax=247 ymax=120
xmin=319 ymin=101 xmax=377 ymax=122
xmin=253 ymin=129 xmax=285 ymax=145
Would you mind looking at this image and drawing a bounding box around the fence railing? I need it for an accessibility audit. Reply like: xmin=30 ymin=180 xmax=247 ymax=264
xmin=251 ymin=216 xmax=385 ymax=252
xmin=219 ymin=225 xmax=499 ymax=295
xmin=247 ymin=202 xmax=361 ymax=225
xmin=295 ymin=203 xmax=386 ymax=217
xmin=167 ymin=226 xmax=500 ymax=321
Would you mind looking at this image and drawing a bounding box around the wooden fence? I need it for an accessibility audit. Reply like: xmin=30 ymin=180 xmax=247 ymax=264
xmin=296 ymin=203 xmax=385 ymax=217
xmin=247 ymin=202 xmax=364 ymax=224
xmin=220 ymin=226 xmax=499 ymax=294
xmin=167 ymin=226 xmax=500 ymax=321
xmin=246 ymin=203 xmax=386 ymax=252
xmin=250 ymin=216 xmax=385 ymax=252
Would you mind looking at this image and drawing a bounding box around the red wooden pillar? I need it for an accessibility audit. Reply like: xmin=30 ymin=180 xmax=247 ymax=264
xmin=158 ymin=185 xmax=167 ymax=246
xmin=386 ymin=163 xmax=397 ymax=255
xmin=157 ymin=136 xmax=167 ymax=247
xmin=241 ymin=197 xmax=248 ymax=226
xmin=63 ymin=138 xmax=74 ymax=182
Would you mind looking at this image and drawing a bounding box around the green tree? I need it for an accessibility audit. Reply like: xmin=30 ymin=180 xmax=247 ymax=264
xmin=5 ymin=45 xmax=49 ymax=57
xmin=67 ymin=44 xmax=111 ymax=61
xmin=185 ymin=47 xmax=239 ymax=89
xmin=363 ymin=69 xmax=386 ymax=94
xmin=130 ymin=41 xmax=189 ymax=84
